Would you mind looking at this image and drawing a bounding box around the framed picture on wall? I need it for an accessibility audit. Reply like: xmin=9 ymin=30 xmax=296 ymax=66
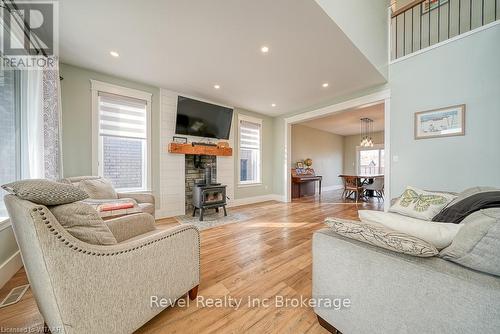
xmin=414 ymin=104 xmax=465 ymax=139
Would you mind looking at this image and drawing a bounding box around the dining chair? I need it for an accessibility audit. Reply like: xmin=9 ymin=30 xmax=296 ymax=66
xmin=363 ymin=177 xmax=385 ymax=201
xmin=341 ymin=176 xmax=365 ymax=202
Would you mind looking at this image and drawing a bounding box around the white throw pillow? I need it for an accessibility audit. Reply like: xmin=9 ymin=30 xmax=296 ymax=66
xmin=359 ymin=210 xmax=462 ymax=249
xmin=389 ymin=186 xmax=456 ymax=220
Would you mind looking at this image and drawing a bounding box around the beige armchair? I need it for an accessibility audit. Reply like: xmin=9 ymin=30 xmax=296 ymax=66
xmin=4 ymin=195 xmax=200 ymax=334
xmin=61 ymin=176 xmax=155 ymax=216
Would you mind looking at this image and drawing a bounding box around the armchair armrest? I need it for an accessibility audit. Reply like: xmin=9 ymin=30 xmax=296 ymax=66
xmin=117 ymin=192 xmax=155 ymax=205
xmin=104 ymin=213 xmax=156 ymax=242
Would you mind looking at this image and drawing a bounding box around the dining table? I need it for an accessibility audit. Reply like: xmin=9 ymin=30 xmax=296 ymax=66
xmin=338 ymin=174 xmax=384 ymax=185
xmin=338 ymin=174 xmax=384 ymax=197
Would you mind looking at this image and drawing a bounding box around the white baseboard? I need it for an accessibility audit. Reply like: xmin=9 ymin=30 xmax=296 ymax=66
xmin=0 ymin=250 xmax=23 ymax=289
xmin=321 ymin=185 xmax=343 ymax=192
xmin=227 ymin=194 xmax=284 ymax=208
xmin=155 ymin=208 xmax=185 ymax=220
xmin=156 ymin=194 xmax=285 ymax=219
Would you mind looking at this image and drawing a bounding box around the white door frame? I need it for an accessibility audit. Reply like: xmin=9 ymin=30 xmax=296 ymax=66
xmin=283 ymin=89 xmax=392 ymax=211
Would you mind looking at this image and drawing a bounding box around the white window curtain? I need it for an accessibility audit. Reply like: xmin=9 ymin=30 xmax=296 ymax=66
xmin=19 ymin=57 xmax=63 ymax=180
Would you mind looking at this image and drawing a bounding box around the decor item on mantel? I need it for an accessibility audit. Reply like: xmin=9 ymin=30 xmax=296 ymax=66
xmin=415 ymin=104 xmax=465 ymax=140
xmin=304 ymin=158 xmax=313 ymax=168
xmin=172 ymin=136 xmax=188 ymax=144
xmin=168 ymin=142 xmax=232 ymax=156
xmin=360 ymin=117 xmax=374 ymax=147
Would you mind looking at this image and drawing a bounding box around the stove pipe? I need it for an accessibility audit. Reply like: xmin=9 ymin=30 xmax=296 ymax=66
xmin=204 ymin=165 xmax=212 ymax=185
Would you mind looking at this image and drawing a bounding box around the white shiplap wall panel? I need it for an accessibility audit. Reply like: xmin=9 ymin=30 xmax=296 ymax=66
xmin=157 ymin=88 xmax=235 ymax=218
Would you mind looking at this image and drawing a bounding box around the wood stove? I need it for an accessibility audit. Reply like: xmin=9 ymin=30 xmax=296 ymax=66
xmin=192 ymin=183 xmax=227 ymax=221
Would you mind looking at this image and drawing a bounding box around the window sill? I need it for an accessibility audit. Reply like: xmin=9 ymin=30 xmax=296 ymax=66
xmin=237 ymin=183 xmax=263 ymax=188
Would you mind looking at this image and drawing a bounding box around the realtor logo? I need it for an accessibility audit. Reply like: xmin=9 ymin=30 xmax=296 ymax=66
xmin=1 ymin=0 xmax=58 ymax=69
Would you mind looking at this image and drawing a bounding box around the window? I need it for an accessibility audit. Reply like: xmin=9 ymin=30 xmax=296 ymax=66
xmin=238 ymin=115 xmax=262 ymax=185
xmin=92 ymin=81 xmax=152 ymax=192
xmin=357 ymin=145 xmax=385 ymax=175
xmin=0 ymin=70 xmax=21 ymax=219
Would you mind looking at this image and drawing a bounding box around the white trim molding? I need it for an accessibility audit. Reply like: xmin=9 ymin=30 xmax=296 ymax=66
xmin=90 ymin=80 xmax=153 ymax=192
xmin=321 ymin=185 xmax=344 ymax=192
xmin=227 ymin=194 xmax=284 ymax=208
xmin=237 ymin=114 xmax=263 ymax=186
xmin=0 ymin=251 xmax=22 ymax=289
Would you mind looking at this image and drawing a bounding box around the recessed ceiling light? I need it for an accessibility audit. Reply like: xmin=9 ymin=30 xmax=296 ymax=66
xmin=261 ymin=46 xmax=269 ymax=53
xmin=214 ymin=84 xmax=221 ymax=89
xmin=271 ymin=103 xmax=276 ymax=107
xmin=322 ymin=82 xmax=329 ymax=88
xmin=109 ymin=51 xmax=120 ymax=57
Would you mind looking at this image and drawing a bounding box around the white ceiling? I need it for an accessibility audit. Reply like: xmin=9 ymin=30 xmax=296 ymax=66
xmin=299 ymin=103 xmax=385 ymax=136
xmin=58 ymin=0 xmax=385 ymax=116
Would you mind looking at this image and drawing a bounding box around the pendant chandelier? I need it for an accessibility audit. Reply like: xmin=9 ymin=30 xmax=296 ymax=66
xmin=360 ymin=118 xmax=374 ymax=147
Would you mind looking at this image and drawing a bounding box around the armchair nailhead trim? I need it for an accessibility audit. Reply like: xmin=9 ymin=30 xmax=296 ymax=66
xmin=32 ymin=207 xmax=201 ymax=270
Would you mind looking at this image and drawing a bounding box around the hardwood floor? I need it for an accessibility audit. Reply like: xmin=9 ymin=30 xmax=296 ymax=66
xmin=0 ymin=190 xmax=382 ymax=334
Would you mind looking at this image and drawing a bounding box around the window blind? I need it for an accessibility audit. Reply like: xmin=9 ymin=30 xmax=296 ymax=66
xmin=98 ymin=92 xmax=147 ymax=139
xmin=239 ymin=120 xmax=260 ymax=149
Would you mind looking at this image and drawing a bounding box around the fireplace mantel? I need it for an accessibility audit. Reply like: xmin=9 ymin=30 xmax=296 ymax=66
xmin=168 ymin=143 xmax=233 ymax=156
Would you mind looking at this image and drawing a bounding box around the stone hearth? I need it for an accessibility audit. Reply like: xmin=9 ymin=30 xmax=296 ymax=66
xmin=185 ymin=154 xmax=217 ymax=212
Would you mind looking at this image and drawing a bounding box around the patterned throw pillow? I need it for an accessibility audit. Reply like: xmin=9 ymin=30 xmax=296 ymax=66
xmin=389 ymin=186 xmax=456 ymax=220
xmin=325 ymin=218 xmax=438 ymax=257
xmin=2 ymin=179 xmax=89 ymax=206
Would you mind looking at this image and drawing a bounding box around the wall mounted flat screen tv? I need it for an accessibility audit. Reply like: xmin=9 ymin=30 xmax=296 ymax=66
xmin=175 ymin=96 xmax=233 ymax=140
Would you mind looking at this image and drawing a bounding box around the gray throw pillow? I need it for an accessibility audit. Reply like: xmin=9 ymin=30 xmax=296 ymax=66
xmin=325 ymin=217 xmax=438 ymax=257
xmin=439 ymin=208 xmax=500 ymax=276
xmin=49 ymin=202 xmax=117 ymax=245
xmin=2 ymin=179 xmax=89 ymax=206
xmin=78 ymin=178 xmax=118 ymax=199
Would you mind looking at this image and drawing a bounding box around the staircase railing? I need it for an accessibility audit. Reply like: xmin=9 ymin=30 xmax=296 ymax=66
xmin=391 ymin=0 xmax=499 ymax=60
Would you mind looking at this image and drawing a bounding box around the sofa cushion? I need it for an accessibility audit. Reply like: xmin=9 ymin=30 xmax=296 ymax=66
xmin=389 ymin=186 xmax=456 ymax=220
xmin=2 ymin=179 xmax=89 ymax=206
xmin=78 ymin=178 xmax=118 ymax=199
xmin=358 ymin=210 xmax=462 ymax=249
xmin=439 ymin=208 xmax=500 ymax=276
xmin=433 ymin=187 xmax=500 ymax=224
xmin=49 ymin=202 xmax=117 ymax=245
xmin=324 ymin=217 xmax=438 ymax=257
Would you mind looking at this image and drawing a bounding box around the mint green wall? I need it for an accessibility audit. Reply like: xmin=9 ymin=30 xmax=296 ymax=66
xmin=234 ymin=109 xmax=275 ymax=199
xmin=60 ymin=64 xmax=273 ymax=202
xmin=60 ymin=63 xmax=161 ymax=197
xmin=390 ymin=24 xmax=500 ymax=195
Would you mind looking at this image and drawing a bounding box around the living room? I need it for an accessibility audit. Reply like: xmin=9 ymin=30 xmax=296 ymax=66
xmin=1 ymin=0 xmax=499 ymax=333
